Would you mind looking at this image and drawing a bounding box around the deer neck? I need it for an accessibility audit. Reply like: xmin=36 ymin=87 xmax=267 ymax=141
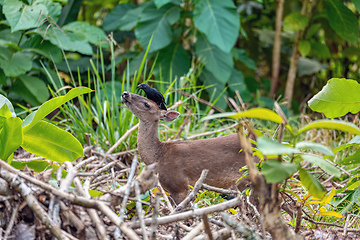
xmin=137 ymin=120 xmax=165 ymax=165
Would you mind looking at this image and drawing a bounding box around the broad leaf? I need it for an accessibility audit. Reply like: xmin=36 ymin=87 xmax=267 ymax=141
xmin=193 ymin=0 xmax=239 ymax=53
xmin=22 ymin=120 xmax=83 ymax=163
xmin=298 ymin=40 xmax=311 ymax=57
xmin=195 ymin=33 xmax=233 ymax=83
xmin=21 ymin=35 xmax=62 ymax=63
xmin=257 ymin=137 xmax=299 ymax=155
xmin=327 ymin=0 xmax=358 ymax=44
xmin=297 ymin=119 xmax=360 ymax=136
xmin=347 ymin=178 xmax=360 ymax=190
xmin=0 ymin=52 xmax=32 ymax=77
xmin=308 ymin=78 xmax=360 ymax=118
xmin=0 ymin=104 xmax=12 ymax=119
xmin=18 ymin=75 xmax=49 ymax=103
xmin=102 ymin=4 xmax=137 ymax=31
xmin=35 ymin=28 xmax=93 ymax=55
xmin=261 ymin=160 xmax=297 ymax=183
xmin=232 ymin=49 xmax=256 ymax=69
xmin=0 ymin=94 xmax=16 ymax=117
xmin=22 ymin=87 xmax=93 ymax=133
xmin=283 ymin=12 xmax=309 ymax=31
xmin=11 ymin=160 xmax=58 ymax=172
xmin=299 ymin=168 xmax=326 ymax=199
xmin=296 ymin=141 xmax=334 ymax=157
xmin=200 ymin=69 xmax=228 ymax=110
xmin=57 ymin=0 xmax=83 ymax=27
xmin=135 ymin=3 xmax=179 ymax=52
xmin=228 ymin=69 xmax=252 ymax=102
xmin=63 ymin=22 xmax=107 ymax=46
xmin=333 ymin=135 xmax=360 ymax=153
xmin=301 ymin=155 xmax=341 ymax=177
xmin=311 ymin=42 xmax=330 ymax=59
xmin=0 ymin=117 xmax=22 ymax=160
xmin=118 ymin=3 xmax=150 ymax=31
xmin=153 ymin=43 xmax=191 ymax=82
xmin=154 ymin=0 xmax=181 ymax=8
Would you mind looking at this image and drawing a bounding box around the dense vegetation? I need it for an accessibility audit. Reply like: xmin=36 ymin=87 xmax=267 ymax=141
xmin=0 ymin=0 xmax=360 ymax=239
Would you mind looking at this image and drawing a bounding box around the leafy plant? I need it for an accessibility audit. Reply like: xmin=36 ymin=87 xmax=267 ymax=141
xmin=0 ymin=86 xmax=92 ymax=168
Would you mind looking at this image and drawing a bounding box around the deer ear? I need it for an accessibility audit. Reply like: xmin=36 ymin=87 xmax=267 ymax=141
xmin=160 ymin=110 xmax=180 ymax=121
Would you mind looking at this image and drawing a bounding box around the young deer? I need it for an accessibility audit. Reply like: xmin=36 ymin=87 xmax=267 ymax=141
xmin=121 ymin=91 xmax=252 ymax=203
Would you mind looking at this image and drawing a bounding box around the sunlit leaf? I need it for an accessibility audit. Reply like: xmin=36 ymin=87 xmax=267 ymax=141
xmin=283 ymin=12 xmax=309 ymax=31
xmin=299 ymin=168 xmax=326 ymax=199
xmin=301 ymin=154 xmax=341 ymax=177
xmin=296 ymin=141 xmax=334 ymax=157
xmin=0 ymin=117 xmax=22 ymax=160
xmin=257 ymin=137 xmax=299 ymax=155
xmin=261 ymin=160 xmax=298 ymax=183
xmin=297 ymin=119 xmax=360 ymax=136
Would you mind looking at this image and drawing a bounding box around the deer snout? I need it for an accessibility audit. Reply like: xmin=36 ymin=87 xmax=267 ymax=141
xmin=121 ymin=91 xmax=130 ymax=103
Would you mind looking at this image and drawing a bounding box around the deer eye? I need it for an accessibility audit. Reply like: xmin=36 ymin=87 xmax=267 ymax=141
xmin=144 ymin=103 xmax=150 ymax=108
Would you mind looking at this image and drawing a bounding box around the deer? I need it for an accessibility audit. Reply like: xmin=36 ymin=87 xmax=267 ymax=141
xmin=121 ymin=91 xmax=255 ymax=204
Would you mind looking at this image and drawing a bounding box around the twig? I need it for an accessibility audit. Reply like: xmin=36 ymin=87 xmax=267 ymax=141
xmin=182 ymin=222 xmax=205 ymax=240
xmin=295 ymin=201 xmax=303 ymax=233
xmin=202 ymin=184 xmax=238 ymax=195
xmin=132 ymin=197 xmax=241 ymax=228
xmin=202 ymin=214 xmax=214 ymax=240
xmin=150 ymin=193 xmax=160 ymax=240
xmin=172 ymin=169 xmax=209 ymax=213
xmin=344 ymin=214 xmax=351 ymax=238
xmin=157 ymin=181 xmax=174 ymax=211
xmin=4 ymin=202 xmax=20 ymax=239
xmin=107 ymin=124 xmax=139 ymax=155
xmin=221 ymin=212 xmax=261 ymax=240
xmin=135 ymin=181 xmax=148 ymax=240
xmin=0 ymin=168 xmax=68 ymax=240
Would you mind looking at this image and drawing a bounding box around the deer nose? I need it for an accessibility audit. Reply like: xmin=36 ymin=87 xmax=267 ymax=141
xmin=122 ymin=91 xmax=129 ymax=99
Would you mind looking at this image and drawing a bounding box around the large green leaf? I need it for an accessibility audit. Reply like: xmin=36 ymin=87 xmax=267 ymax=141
xmin=261 ymin=160 xmax=297 ymax=183
xmin=18 ymin=75 xmax=49 ymax=103
xmin=22 ymin=87 xmax=93 ymax=133
xmin=232 ymin=49 xmax=256 ymax=70
xmin=308 ymin=78 xmax=360 ymax=118
xmin=193 ymin=0 xmax=239 ymax=53
xmin=311 ymin=42 xmax=330 ymax=59
xmin=195 ymin=33 xmax=233 ymax=83
xmin=22 ymin=120 xmax=83 ymax=163
xmin=299 ymin=168 xmax=326 ymax=199
xmin=153 ymin=42 xmax=191 ymax=82
xmin=3 ymin=0 xmax=61 ymax=32
xmin=57 ymin=0 xmax=84 ymax=27
xmin=35 ymin=28 xmax=93 ymax=55
xmin=0 ymin=94 xmax=16 ymax=117
xmin=21 ymin=35 xmax=62 ymax=63
xmin=134 ymin=3 xmax=179 ymax=52
xmin=117 ymin=3 xmax=150 ymax=31
xmin=296 ymin=141 xmax=334 ymax=157
xmin=326 ymin=0 xmax=358 ymax=44
xmin=154 ymin=0 xmax=181 ymax=8
xmin=103 ymin=4 xmax=137 ymax=31
xmin=301 ymin=155 xmax=341 ymax=177
xmin=62 ymin=22 xmax=107 ymax=46
xmin=297 ymin=119 xmax=360 ymax=136
xmin=283 ymin=12 xmax=309 ymax=31
xmin=0 ymin=117 xmax=22 ymax=160
xmin=0 ymin=52 xmax=32 ymax=77
xmin=257 ymin=137 xmax=299 ymax=156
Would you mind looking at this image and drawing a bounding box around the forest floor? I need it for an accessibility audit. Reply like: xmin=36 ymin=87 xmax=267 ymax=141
xmin=0 ymin=147 xmax=359 ymax=240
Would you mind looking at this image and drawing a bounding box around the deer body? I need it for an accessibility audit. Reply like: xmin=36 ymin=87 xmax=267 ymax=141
xmin=122 ymin=91 xmax=250 ymax=203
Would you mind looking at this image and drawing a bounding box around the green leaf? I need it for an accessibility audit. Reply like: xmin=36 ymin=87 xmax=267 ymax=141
xmin=18 ymin=75 xmax=49 ymax=103
xmin=21 ymin=35 xmax=62 ymax=63
xmin=0 ymin=117 xmax=22 ymax=160
xmin=89 ymin=190 xmax=104 ymax=197
xmin=35 ymin=27 xmax=93 ymax=55
xmin=297 ymin=57 xmax=327 ymax=77
xmin=296 ymin=141 xmax=334 ymax=157
xmin=261 ymin=160 xmax=297 ymax=183
xmin=228 ymin=69 xmax=252 ymax=102
xmin=298 ymin=40 xmax=311 ymax=57
xmin=232 ymin=108 xmax=284 ymax=124
xmin=62 ymin=22 xmax=107 ymax=46
xmin=22 ymin=120 xmax=83 ymax=163
xmin=153 ymin=42 xmax=191 ymax=82
xmin=232 ymin=49 xmax=256 ymax=69
xmin=195 ymin=33 xmax=233 ymax=83
xmin=301 ymin=155 xmax=341 ymax=177
xmin=257 ymin=137 xmax=299 ymax=155
xmin=57 ymin=0 xmax=84 ymax=27
xmin=352 ymin=0 xmax=360 ymax=13
xmin=193 ymin=0 xmax=240 ymax=53
xmin=118 ymin=3 xmax=149 ymax=31
xmin=347 ymin=179 xmax=360 ymax=190
xmin=326 ymin=0 xmax=358 ymax=44
xmin=134 ymin=3 xmax=179 ymax=52
xmin=297 ymin=119 xmax=360 ymax=136
xmin=0 ymin=94 xmax=16 ymax=117
xmin=0 ymin=52 xmax=32 ymax=77
xmin=22 ymin=87 xmax=93 ymax=133
xmin=333 ymin=135 xmax=360 ymax=153
xmin=11 ymin=160 xmax=57 ymax=172
xmin=339 ymin=150 xmax=360 ymax=165
xmin=305 ymin=23 xmax=321 ymax=39
xmin=283 ymin=12 xmax=309 ymax=31
xmin=308 ymin=78 xmax=360 ymax=118
xmin=311 ymin=42 xmax=330 ymax=59
xmin=299 ymin=168 xmax=326 ymax=199
xmin=103 ymin=4 xmax=137 ymax=31
xmin=200 ymin=69 xmax=228 ymax=110
xmin=0 ymin=104 xmax=12 ymax=119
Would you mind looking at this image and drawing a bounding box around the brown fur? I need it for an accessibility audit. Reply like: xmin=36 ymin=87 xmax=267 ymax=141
xmin=122 ymin=91 xmax=251 ymax=203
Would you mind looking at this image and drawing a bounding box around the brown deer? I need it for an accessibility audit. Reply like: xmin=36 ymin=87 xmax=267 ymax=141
xmin=121 ymin=91 xmax=253 ymax=203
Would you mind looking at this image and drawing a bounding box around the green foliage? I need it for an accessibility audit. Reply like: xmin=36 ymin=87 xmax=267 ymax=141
xmin=283 ymin=12 xmax=309 ymax=32
xmin=0 ymin=0 xmax=106 ymax=106
xmin=0 ymin=87 xmax=90 ymax=164
xmin=308 ymin=78 xmax=360 ymax=118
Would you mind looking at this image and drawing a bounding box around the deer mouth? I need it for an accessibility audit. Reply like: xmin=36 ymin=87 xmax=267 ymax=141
xmin=121 ymin=92 xmax=131 ymax=105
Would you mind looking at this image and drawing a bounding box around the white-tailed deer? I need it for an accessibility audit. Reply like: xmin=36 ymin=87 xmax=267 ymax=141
xmin=121 ymin=91 xmax=253 ymax=203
